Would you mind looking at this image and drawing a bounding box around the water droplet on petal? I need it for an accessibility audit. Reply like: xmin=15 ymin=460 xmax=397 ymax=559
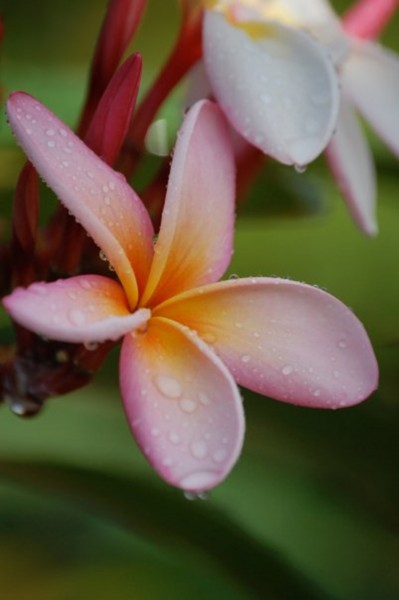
xmin=46 ymin=128 xmax=55 ymax=136
xmin=190 ymin=440 xmax=208 ymax=460
xmin=338 ymin=339 xmax=347 ymax=349
xmin=198 ymin=392 xmax=211 ymax=406
xmin=83 ymin=341 xmax=98 ymax=351
xmin=69 ymin=309 xmax=86 ymax=326
xmin=168 ymin=432 xmax=180 ymax=445
xmin=179 ymin=398 xmax=197 ymax=413
xmin=30 ymin=283 xmax=46 ymax=295
xmin=47 ymin=140 xmax=56 ymax=148
xmin=294 ymin=164 xmax=307 ymax=174
xmin=180 ymin=470 xmax=218 ymax=490
xmin=213 ymin=448 xmax=228 ymax=464
xmin=154 ymin=375 xmax=182 ymax=399
xmin=281 ymin=364 xmax=294 ymax=376
xmin=202 ymin=332 xmax=216 ymax=344
xmin=241 ymin=354 xmax=251 ymax=363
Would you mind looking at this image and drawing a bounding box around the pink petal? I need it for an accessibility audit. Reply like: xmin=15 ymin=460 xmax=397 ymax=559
xmin=342 ymin=40 xmax=399 ymax=158
xmin=326 ymin=98 xmax=377 ymax=236
xmin=7 ymin=92 xmax=154 ymax=309
xmin=155 ymin=278 xmax=378 ymax=409
xmin=141 ymin=100 xmax=235 ymax=307
xmin=343 ymin=0 xmax=398 ymax=40
xmin=3 ymin=275 xmax=150 ymax=344
xmin=203 ymin=10 xmax=340 ymax=167
xmin=120 ymin=316 xmax=244 ymax=491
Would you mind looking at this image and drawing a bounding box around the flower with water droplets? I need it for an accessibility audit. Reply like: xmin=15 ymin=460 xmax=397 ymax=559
xmin=202 ymin=0 xmax=342 ymax=167
xmin=202 ymin=0 xmax=399 ymax=235
xmin=3 ymin=92 xmax=378 ymax=492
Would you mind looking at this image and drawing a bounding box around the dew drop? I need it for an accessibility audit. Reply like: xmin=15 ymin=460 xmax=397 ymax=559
xmin=229 ymin=273 xmax=240 ymax=280
xmin=46 ymin=128 xmax=55 ymax=136
xmin=180 ymin=470 xmax=217 ymax=490
xmin=213 ymin=448 xmax=228 ymax=464
xmin=338 ymin=339 xmax=347 ymax=349
xmin=312 ymin=388 xmax=321 ymax=397
xmin=30 ymin=283 xmax=46 ymax=295
xmin=47 ymin=140 xmax=56 ymax=148
xmin=59 ymin=128 xmax=68 ymax=137
xmin=184 ymin=490 xmax=209 ymax=501
xmin=190 ymin=440 xmax=208 ymax=460
xmin=154 ymin=375 xmax=182 ymax=398
xmin=79 ymin=279 xmax=92 ymax=290
xmin=69 ymin=309 xmax=86 ymax=326
xmin=84 ymin=341 xmax=98 ymax=351
xmin=168 ymin=431 xmax=180 ymax=445
xmin=241 ymin=354 xmax=251 ymax=363
xmin=151 ymin=427 xmax=160 ymax=438
xmin=198 ymin=392 xmax=211 ymax=406
xmin=99 ymin=250 xmax=107 ymax=261
xmin=179 ymin=398 xmax=197 ymax=413
xmin=281 ymin=364 xmax=294 ymax=376
xmin=294 ymin=164 xmax=307 ymax=174
xmin=201 ymin=332 xmax=216 ymax=344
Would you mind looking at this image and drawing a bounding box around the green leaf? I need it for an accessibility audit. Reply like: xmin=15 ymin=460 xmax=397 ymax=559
xmin=0 ymin=459 xmax=334 ymax=600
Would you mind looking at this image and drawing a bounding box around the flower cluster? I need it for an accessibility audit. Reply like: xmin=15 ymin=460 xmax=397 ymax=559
xmin=1 ymin=0 xmax=394 ymax=492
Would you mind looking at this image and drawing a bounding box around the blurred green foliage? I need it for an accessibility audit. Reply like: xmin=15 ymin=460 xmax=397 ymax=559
xmin=1 ymin=1 xmax=399 ymax=599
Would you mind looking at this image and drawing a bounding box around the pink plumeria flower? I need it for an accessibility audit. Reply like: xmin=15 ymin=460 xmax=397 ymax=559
xmin=203 ymin=0 xmax=399 ymax=235
xmin=4 ymin=92 xmax=378 ymax=492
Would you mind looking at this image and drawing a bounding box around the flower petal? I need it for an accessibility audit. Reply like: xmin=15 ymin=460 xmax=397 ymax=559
xmin=140 ymin=100 xmax=235 ymax=307
xmin=326 ymin=97 xmax=377 ymax=236
xmin=343 ymin=0 xmax=398 ymax=40
xmin=7 ymin=92 xmax=154 ymax=309
xmin=254 ymin=0 xmax=347 ymax=62
xmin=342 ymin=40 xmax=399 ymax=157
xmin=203 ymin=9 xmax=340 ymax=166
xmin=155 ymin=278 xmax=378 ymax=408
xmin=120 ymin=316 xmax=245 ymax=491
xmin=3 ymin=275 xmax=150 ymax=344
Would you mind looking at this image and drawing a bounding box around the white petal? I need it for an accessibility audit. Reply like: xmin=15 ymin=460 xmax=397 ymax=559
xmin=342 ymin=39 xmax=399 ymax=158
xmin=326 ymin=98 xmax=377 ymax=236
xmin=203 ymin=10 xmax=340 ymax=166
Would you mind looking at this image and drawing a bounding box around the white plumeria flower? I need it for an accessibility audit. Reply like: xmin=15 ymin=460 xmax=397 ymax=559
xmin=203 ymin=0 xmax=399 ymax=235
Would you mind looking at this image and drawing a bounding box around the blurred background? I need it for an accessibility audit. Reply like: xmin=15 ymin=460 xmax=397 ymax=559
xmin=0 ymin=1 xmax=399 ymax=598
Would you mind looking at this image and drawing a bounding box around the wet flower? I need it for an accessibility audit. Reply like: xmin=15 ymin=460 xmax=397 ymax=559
xmin=203 ymin=0 xmax=399 ymax=235
xmin=4 ymin=92 xmax=378 ymax=492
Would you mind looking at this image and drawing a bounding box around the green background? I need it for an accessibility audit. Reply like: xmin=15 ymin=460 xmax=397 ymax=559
xmin=0 ymin=1 xmax=398 ymax=598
